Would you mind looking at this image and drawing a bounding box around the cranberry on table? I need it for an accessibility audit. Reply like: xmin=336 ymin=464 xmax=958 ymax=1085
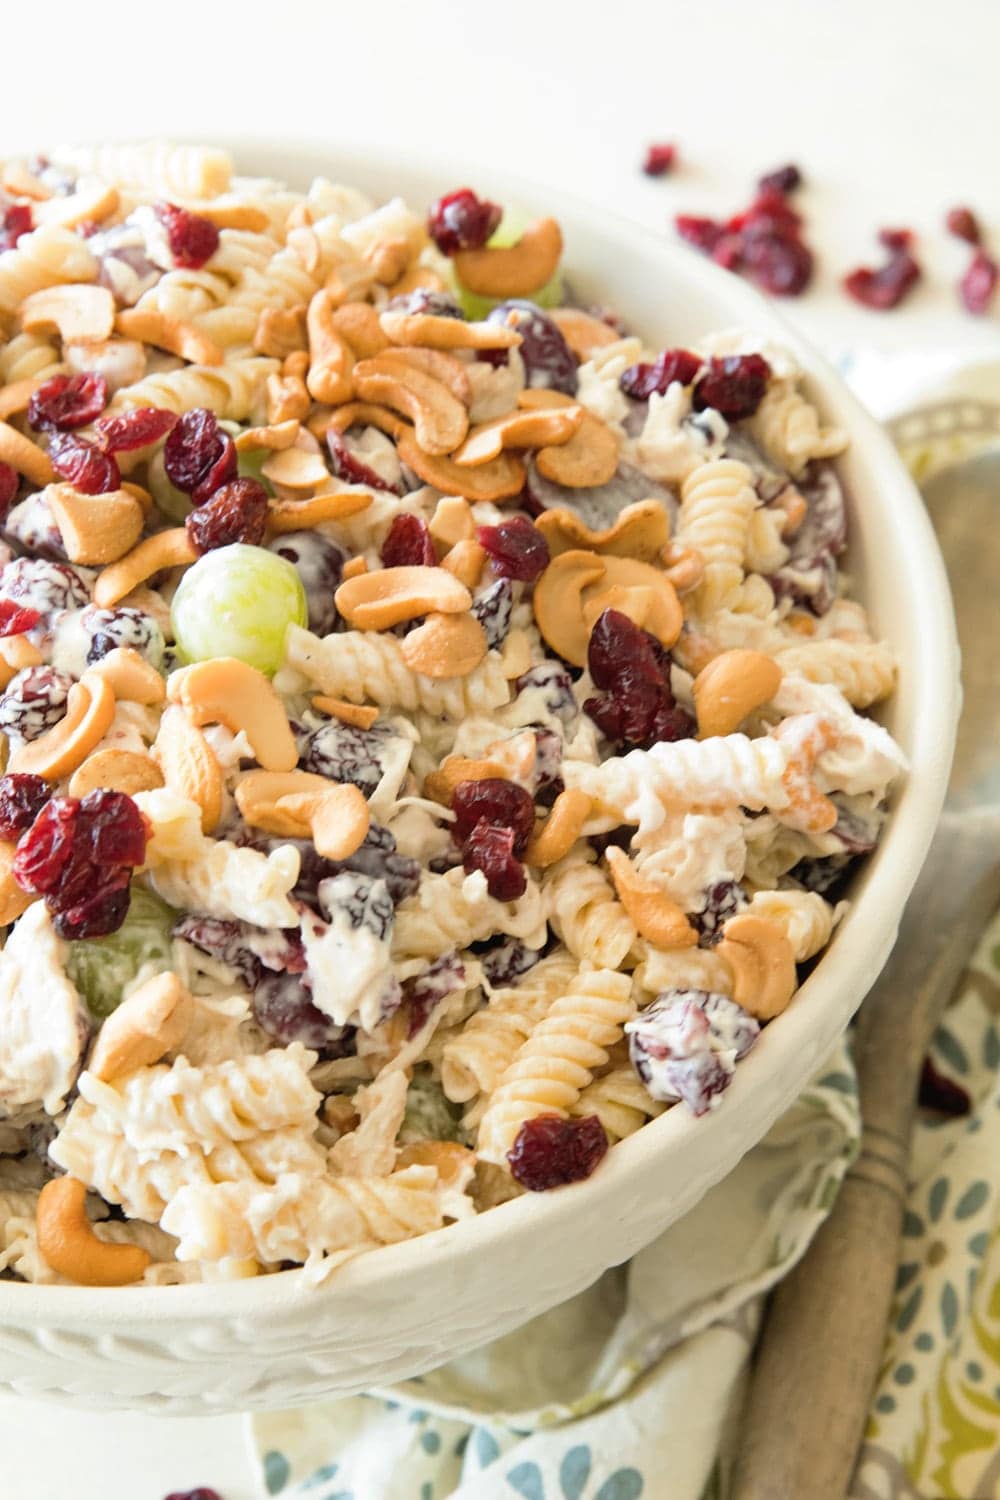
xmin=843 ymin=249 xmax=921 ymax=310
xmin=619 ymin=348 xmax=702 ymax=400
xmin=381 ymin=513 xmax=436 ymax=567
xmin=945 ymin=205 xmax=981 ymax=245
xmin=163 ymin=1489 xmax=225 ymax=1500
xmin=877 ymin=226 xmax=915 ymax=254
xmin=95 ymin=405 xmax=178 ymax=453
xmin=693 ymin=353 xmax=771 ymax=418
xmin=427 ymin=187 xmax=503 ymax=255
xmin=484 ymin=300 xmax=578 ymax=394
xmin=477 ymin=516 xmax=550 ymax=581
xmin=27 ymin=372 xmax=108 ymax=433
xmin=508 ymin=1113 xmax=608 ymax=1190
xmin=741 ymin=232 xmax=813 ymax=297
xmin=186 ymin=477 xmax=269 ymax=553
xmin=960 ymin=250 xmax=999 ymax=315
xmin=155 ymin=202 xmax=220 ymax=270
xmin=47 ymin=433 xmax=120 ymax=494
xmin=642 ymin=142 xmax=677 ymax=177
xmin=757 ymin=163 xmax=803 ymax=195
xmin=918 ymin=1056 xmax=971 ymax=1117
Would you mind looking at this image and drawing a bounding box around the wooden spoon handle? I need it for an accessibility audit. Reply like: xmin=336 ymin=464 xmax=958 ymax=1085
xmin=730 ymin=1124 xmax=908 ymax=1500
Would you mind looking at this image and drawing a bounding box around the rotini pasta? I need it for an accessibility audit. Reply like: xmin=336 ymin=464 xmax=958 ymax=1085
xmin=543 ymin=853 xmax=637 ymax=969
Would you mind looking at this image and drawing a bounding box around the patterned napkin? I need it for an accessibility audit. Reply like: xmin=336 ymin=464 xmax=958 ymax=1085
xmin=247 ymin=355 xmax=1000 ymax=1500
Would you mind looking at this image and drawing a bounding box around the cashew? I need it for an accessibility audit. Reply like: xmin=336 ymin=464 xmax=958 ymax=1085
xmin=234 ymin=419 xmax=301 ymax=454
xmin=380 ymin=347 xmax=471 ymax=405
xmin=773 ymin=716 xmax=838 ymax=834
xmin=236 ymin=771 xmax=370 ymax=859
xmin=266 ymin=365 xmax=311 ymax=425
xmin=429 ymin=495 xmax=474 ymax=549
xmin=380 ymin=263 xmax=445 ymax=299
xmin=525 ymin=789 xmax=592 ymax=868
xmin=331 ymin=303 xmax=390 ymax=360
xmin=154 ymin=705 xmax=225 ymax=833
xmin=550 ymin=307 xmax=620 ymax=360
xmin=532 ymin=549 xmax=607 ymax=667
xmin=660 ymin=541 xmax=705 ymax=594
xmin=0 ymin=421 xmax=54 ymax=487
xmin=535 ymin=408 xmax=619 ymax=487
xmin=400 ymin=610 xmax=488 ymax=679
xmin=440 ymin=539 xmax=486 ymax=589
xmin=536 ymin=499 xmax=671 ymax=562
xmin=499 ymin=628 xmax=534 ymax=679
xmin=36 ymin=1178 xmax=152 ymax=1287
xmin=115 ymin=308 xmax=223 ymax=367
xmin=0 ymin=374 xmax=63 ymax=422
xmin=69 ymin=748 xmax=165 ymax=799
xmin=341 ymin=556 xmax=368 ymax=579
xmin=353 ymin=355 xmax=468 ymax=456
xmin=693 ymin=649 xmax=783 ymax=739
xmin=22 ymin=284 xmax=115 ymax=343
xmin=334 ymin=565 xmax=471 ymax=630
xmin=34 ymin=182 xmax=119 ymax=230
xmin=285 ymin=782 xmax=370 ymax=861
xmin=260 ymin=446 xmax=331 ymax=490
xmin=88 ymin=972 xmax=194 ymax=1083
xmin=46 ymin=484 xmax=145 ymax=566
xmin=518 ymin=389 xmax=574 ymax=411
xmin=605 ymin=846 xmax=698 ymax=949
xmin=453 ymin=217 xmax=563 ymax=298
xmin=452 ymin=405 xmax=583 ymax=467
xmin=379 ymin=310 xmax=522 ymax=352
xmin=306 ymin=288 xmax=356 ymax=404
xmin=396 ymin=433 xmax=525 ymax=501
xmin=94 ymin=529 xmax=196 ymax=609
xmin=9 ymin=672 xmax=116 ymax=781
xmin=581 ymin=556 xmax=683 ymax=649
xmin=482 ymin=729 xmax=537 ymax=782
xmin=423 ymin=757 xmax=506 ymax=806
xmin=0 ymin=839 xmax=35 ymax=924
xmin=167 ymin=658 xmax=298 ymax=772
xmin=254 ymin=305 xmax=308 ymax=360
xmin=716 ymin=913 xmax=797 ymax=1020
xmin=195 ymin=202 xmax=271 ymax=233
xmin=0 ymin=634 xmax=43 ymax=690
xmin=85 ymin=647 xmax=166 ymax=705
xmin=325 ymin=400 xmax=409 ymax=441
xmin=311 ymin=695 xmax=379 ymax=730
xmin=267 ymin=491 xmax=372 ymax=535
xmin=364 ymin=236 xmax=412 ymax=286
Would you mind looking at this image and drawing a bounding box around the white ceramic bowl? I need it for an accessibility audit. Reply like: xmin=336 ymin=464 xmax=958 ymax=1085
xmin=0 ymin=144 xmax=959 ymax=1415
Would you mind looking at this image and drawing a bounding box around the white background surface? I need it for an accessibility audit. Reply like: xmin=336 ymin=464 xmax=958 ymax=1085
xmin=2 ymin=1 xmax=998 ymax=1495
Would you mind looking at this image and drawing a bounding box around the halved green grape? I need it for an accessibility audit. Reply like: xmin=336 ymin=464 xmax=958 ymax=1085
xmin=235 ymin=445 xmax=276 ymax=494
xmin=399 ymin=1069 xmax=465 ymax=1145
xmin=67 ymin=885 xmax=178 ymax=1020
xmin=449 ymin=209 xmax=564 ymax=320
xmin=170 ymin=543 xmax=307 ymax=675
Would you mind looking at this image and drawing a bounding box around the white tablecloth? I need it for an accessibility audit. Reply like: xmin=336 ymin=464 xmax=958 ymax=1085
xmin=2 ymin=1 xmax=998 ymax=1494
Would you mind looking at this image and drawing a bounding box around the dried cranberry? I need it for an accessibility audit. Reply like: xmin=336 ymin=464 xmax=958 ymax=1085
xmin=642 ymin=143 xmax=676 ymax=177
xmin=164 ymin=409 xmax=236 ymax=502
xmin=14 ymin=789 xmax=148 ymax=939
xmin=729 ymin=189 xmax=802 ymax=238
xmin=403 ymin=953 xmax=466 ymax=1037
xmin=95 ymin=406 xmax=178 ymax=453
xmin=56 ymin=869 xmax=132 ymax=939
xmin=960 ymin=250 xmax=999 ymax=315
xmin=918 ymin=1056 xmax=971 ymax=1117
xmin=253 ymin=971 xmax=348 ymax=1050
xmin=843 ymin=251 xmax=921 ymax=310
xmin=27 ymin=372 xmax=108 ymax=433
xmin=693 ymin=354 xmax=771 ymax=419
xmin=711 ymin=234 xmax=744 ymax=271
xmin=48 ymin=434 xmax=120 ymax=494
xmin=477 ymin=516 xmax=549 ymax=581
xmin=0 ymin=462 xmax=17 ymax=515
xmin=946 ymin=205 xmax=981 ymax=245
xmin=155 ymin=202 xmax=220 ymax=270
xmin=675 ymin=215 xmax=727 ymax=255
xmin=0 ymin=202 xmax=32 ymax=250
xmin=584 ymin=609 xmax=695 ymax=749
xmin=741 ymin=234 xmax=813 ymax=296
xmin=386 ymin=287 xmax=465 ymax=319
xmin=485 ymin=301 xmax=578 ymax=394
xmin=479 ymin=936 xmax=544 ymax=988
xmin=620 ymin=348 xmax=701 ymax=400
xmin=427 ymin=188 xmax=502 ymax=255
xmin=0 ymin=773 xmax=50 ymax=840
xmin=163 ymin=1490 xmax=225 ymax=1500
xmin=691 ymin=880 xmax=745 ymax=943
xmin=462 ymin=821 xmax=526 ymax=901
xmin=451 ymin=778 xmax=535 ymax=856
xmin=0 ymin=600 xmax=41 ymax=637
xmin=508 ymin=1113 xmax=608 ymax=1190
xmin=327 ymin=428 xmax=400 ymax=494
xmin=471 ymin=577 xmax=513 ymax=649
xmin=877 ymin=227 xmax=914 ymax=254
xmin=0 ymin=666 xmax=71 ymax=744
xmin=381 ymin=513 xmax=436 ymax=568
xmin=186 ymin=477 xmax=269 ymax=554
xmin=757 ymin=164 xmax=802 ymax=195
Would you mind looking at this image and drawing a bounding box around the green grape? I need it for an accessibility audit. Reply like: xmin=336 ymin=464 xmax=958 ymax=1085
xmin=398 ymin=1068 xmax=465 ymax=1145
xmin=235 ymin=444 xmax=275 ymax=494
xmin=450 ymin=208 xmax=564 ymax=319
xmin=170 ymin=543 xmax=307 ymax=675
xmin=147 ymin=448 xmax=191 ymax=523
xmin=66 ymin=885 xmax=177 ymax=1020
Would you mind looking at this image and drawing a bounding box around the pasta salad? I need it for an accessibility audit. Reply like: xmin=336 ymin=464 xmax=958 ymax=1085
xmin=0 ymin=143 xmax=904 ymax=1286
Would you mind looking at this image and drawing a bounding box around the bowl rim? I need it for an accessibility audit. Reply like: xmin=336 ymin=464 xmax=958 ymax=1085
xmin=0 ymin=140 xmax=959 ymax=1323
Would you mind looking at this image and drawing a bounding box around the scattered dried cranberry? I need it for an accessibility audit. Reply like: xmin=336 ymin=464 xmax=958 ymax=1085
xmin=959 ymin=250 xmax=999 ymax=315
xmin=918 ymin=1056 xmax=971 ymax=1117
xmin=47 ymin=434 xmax=120 ymax=494
xmin=163 ymin=1490 xmax=225 ymax=1500
xmin=675 ymin=215 xmax=727 ymax=256
xmin=729 ymin=187 xmax=802 ymax=239
xmin=946 ymin=205 xmax=981 ymax=245
xmin=186 ymin=477 xmax=269 ymax=554
xmin=642 ymin=143 xmax=677 ymax=177
xmin=0 ymin=600 xmax=41 ymax=637
xmin=0 ymin=462 xmax=17 ymax=516
xmin=164 ymin=408 xmax=236 ymax=503
xmin=327 ymin=429 xmax=401 ymax=494
xmin=877 ymin=227 xmax=915 ymax=254
xmin=757 ymin=164 xmax=802 ymax=195
xmin=462 ymin=821 xmax=526 ymax=901
xmin=27 ymin=372 xmax=109 ymax=432
xmin=508 ymin=1113 xmax=608 ymax=1190
xmin=0 ymin=773 xmax=50 ymax=840
xmin=584 ymin=608 xmax=695 ymax=749
xmin=620 ymin=348 xmax=701 ymax=400
xmin=693 ymin=354 xmax=771 ymax=419
xmin=155 ymin=202 xmax=220 ymax=270
xmin=0 ymin=202 xmax=32 ymax=251
xmin=843 ymin=250 xmax=921 ymax=310
xmin=95 ymin=406 xmax=178 ymax=453
xmin=740 ymin=233 xmax=813 ymax=296
xmin=427 ymin=187 xmax=503 ymax=255
xmin=13 ymin=789 xmax=148 ymax=939
xmin=451 ymin=778 xmax=535 ymax=856
xmin=476 ymin=516 xmax=549 ymax=581
xmin=381 ymin=513 xmax=436 ymax=568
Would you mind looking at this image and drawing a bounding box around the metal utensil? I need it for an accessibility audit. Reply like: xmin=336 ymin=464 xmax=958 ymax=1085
xmin=731 ymin=448 xmax=1000 ymax=1500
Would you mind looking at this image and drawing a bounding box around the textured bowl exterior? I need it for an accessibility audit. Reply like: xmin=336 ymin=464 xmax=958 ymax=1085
xmin=0 ymin=142 xmax=959 ymax=1415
